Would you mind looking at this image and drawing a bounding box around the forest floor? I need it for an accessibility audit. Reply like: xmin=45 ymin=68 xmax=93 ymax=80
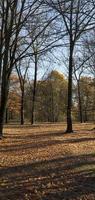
xmin=0 ymin=123 xmax=95 ymax=200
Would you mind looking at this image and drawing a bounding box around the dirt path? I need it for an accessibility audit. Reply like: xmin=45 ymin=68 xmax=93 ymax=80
xmin=0 ymin=123 xmax=95 ymax=200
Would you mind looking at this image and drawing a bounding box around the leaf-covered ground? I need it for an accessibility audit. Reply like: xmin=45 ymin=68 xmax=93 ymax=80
xmin=0 ymin=123 xmax=95 ymax=200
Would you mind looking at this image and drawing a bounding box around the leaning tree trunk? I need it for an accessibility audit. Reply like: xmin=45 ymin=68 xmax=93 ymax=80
xmin=66 ymin=43 xmax=74 ymax=133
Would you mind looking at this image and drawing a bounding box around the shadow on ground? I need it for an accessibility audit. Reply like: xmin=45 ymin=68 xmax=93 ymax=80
xmin=0 ymin=154 xmax=95 ymax=200
xmin=0 ymin=125 xmax=95 ymax=200
xmin=1 ymin=129 xmax=95 ymax=153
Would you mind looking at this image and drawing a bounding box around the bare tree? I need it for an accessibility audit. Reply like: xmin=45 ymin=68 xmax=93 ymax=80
xmin=44 ymin=0 xmax=95 ymax=132
xmin=73 ymin=46 xmax=95 ymax=123
xmin=16 ymin=59 xmax=30 ymax=125
xmin=0 ymin=0 xmax=59 ymax=137
xmin=26 ymin=8 xmax=64 ymax=124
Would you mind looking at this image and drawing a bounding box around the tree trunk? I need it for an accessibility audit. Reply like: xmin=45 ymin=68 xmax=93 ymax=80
xmin=5 ymin=108 xmax=8 ymax=124
xmin=20 ymin=90 xmax=24 ymax=125
xmin=93 ymin=77 xmax=95 ymax=124
xmin=84 ymin=108 xmax=87 ymax=123
xmin=77 ymin=80 xmax=83 ymax=123
xmin=66 ymin=43 xmax=74 ymax=133
xmin=0 ymin=80 xmax=8 ymax=137
xmin=51 ymin=84 xmax=55 ymax=122
xmin=31 ymin=53 xmax=37 ymax=125
xmin=0 ymin=107 xmax=5 ymax=138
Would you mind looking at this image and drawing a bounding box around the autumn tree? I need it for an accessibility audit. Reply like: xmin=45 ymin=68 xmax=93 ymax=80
xmin=78 ymin=77 xmax=95 ymax=122
xmin=34 ymin=70 xmax=68 ymax=122
xmin=83 ymin=30 xmax=95 ymax=123
xmin=5 ymin=75 xmax=20 ymax=123
xmin=73 ymin=48 xmax=94 ymax=123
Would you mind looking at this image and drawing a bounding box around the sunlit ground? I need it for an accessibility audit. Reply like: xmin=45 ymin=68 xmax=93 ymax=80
xmin=0 ymin=123 xmax=95 ymax=200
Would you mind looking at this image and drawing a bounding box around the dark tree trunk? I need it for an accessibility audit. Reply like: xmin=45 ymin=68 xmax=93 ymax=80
xmin=66 ymin=43 xmax=74 ymax=133
xmin=5 ymin=108 xmax=8 ymax=124
xmin=31 ymin=53 xmax=37 ymax=125
xmin=20 ymin=90 xmax=24 ymax=125
xmin=31 ymin=99 xmax=35 ymax=124
xmin=93 ymin=78 xmax=95 ymax=124
xmin=84 ymin=108 xmax=87 ymax=123
xmin=77 ymin=80 xmax=83 ymax=123
xmin=0 ymin=79 xmax=8 ymax=138
xmin=51 ymin=85 xmax=54 ymax=122
xmin=0 ymin=106 xmax=5 ymax=138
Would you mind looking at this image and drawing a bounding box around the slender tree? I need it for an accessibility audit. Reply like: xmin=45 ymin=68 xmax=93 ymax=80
xmin=73 ymin=49 xmax=95 ymax=123
xmin=16 ymin=60 xmax=30 ymax=125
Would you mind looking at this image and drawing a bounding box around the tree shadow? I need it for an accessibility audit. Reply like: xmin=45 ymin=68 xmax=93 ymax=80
xmin=5 ymin=123 xmax=65 ymax=129
xmin=0 ymin=154 xmax=95 ymax=199
xmin=0 ymin=131 xmax=95 ymax=153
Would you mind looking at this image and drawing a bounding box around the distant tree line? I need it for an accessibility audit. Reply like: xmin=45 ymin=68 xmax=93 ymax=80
xmin=5 ymin=70 xmax=95 ymax=124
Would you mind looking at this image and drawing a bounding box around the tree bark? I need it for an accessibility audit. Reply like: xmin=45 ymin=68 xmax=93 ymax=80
xmin=20 ymin=89 xmax=24 ymax=125
xmin=0 ymin=79 xmax=8 ymax=137
xmin=31 ymin=53 xmax=37 ymax=125
xmin=66 ymin=43 xmax=74 ymax=133
xmin=51 ymin=84 xmax=55 ymax=122
xmin=84 ymin=108 xmax=87 ymax=123
xmin=77 ymin=80 xmax=83 ymax=123
xmin=0 ymin=106 xmax=5 ymax=138
xmin=5 ymin=108 xmax=8 ymax=124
